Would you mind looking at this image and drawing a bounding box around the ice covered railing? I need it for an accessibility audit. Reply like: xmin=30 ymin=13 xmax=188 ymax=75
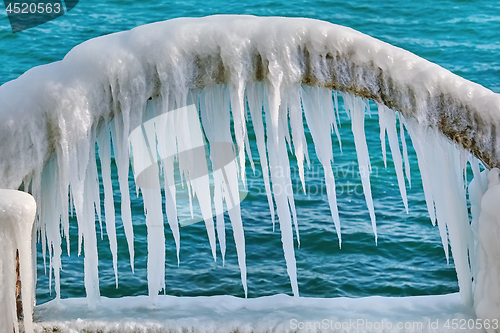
xmin=1 ymin=15 xmax=500 ymax=332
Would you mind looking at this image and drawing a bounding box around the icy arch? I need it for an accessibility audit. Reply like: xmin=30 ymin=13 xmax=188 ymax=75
xmin=0 ymin=15 xmax=500 ymax=332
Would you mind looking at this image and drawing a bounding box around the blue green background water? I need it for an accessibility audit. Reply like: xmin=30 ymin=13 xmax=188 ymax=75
xmin=1 ymin=1 xmax=499 ymax=305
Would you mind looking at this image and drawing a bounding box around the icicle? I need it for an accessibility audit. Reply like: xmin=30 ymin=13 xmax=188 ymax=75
xmin=153 ymin=95 xmax=181 ymax=265
xmin=470 ymin=157 xmax=486 ymax=195
xmin=87 ymin=140 xmax=102 ymax=240
xmin=425 ymin=130 xmax=450 ymax=261
xmin=378 ymin=104 xmax=388 ymax=169
xmin=82 ymin=170 xmax=101 ymax=307
xmin=31 ymin=173 xmax=47 ymax=273
xmin=213 ymin=177 xmax=226 ymax=265
xmin=244 ymin=126 xmax=256 ymax=176
xmin=364 ymin=99 xmax=371 ymax=117
xmin=377 ymin=104 xmax=408 ymax=213
xmin=200 ymin=85 xmax=247 ymax=290
xmin=40 ymin=159 xmax=62 ymax=299
xmin=460 ymin=149 xmax=469 ymax=182
xmin=179 ymin=102 xmax=217 ymax=261
xmin=279 ymin=97 xmax=300 ymax=247
xmin=163 ymin=153 xmax=181 ymax=265
xmin=200 ymin=86 xmax=227 ymax=262
xmin=280 ymin=97 xmax=293 ymax=154
xmin=130 ymin=112 xmax=166 ymax=301
xmin=229 ymin=82 xmax=248 ymax=187
xmin=436 ymin=133 xmax=473 ymax=305
xmin=321 ymin=89 xmax=342 ymax=153
xmin=129 ymin=101 xmax=167 ymax=303
xmin=423 ymin=128 xmax=473 ymax=306
xmin=69 ymin=191 xmax=73 ymax=217
xmin=343 ymin=93 xmax=377 ymax=243
xmin=221 ymin=157 xmax=248 ymax=297
xmin=53 ymin=118 xmax=71 ymax=258
xmin=130 ymin=105 xmax=166 ymax=300
xmin=110 ymin=115 xmax=135 ymax=273
xmin=400 ymin=115 xmax=412 ymax=188
xmin=69 ymin=134 xmax=101 ymax=308
xmin=141 ymin=186 xmax=166 ymax=303
xmin=96 ymin=124 xmax=119 ymax=287
xmin=241 ymin=82 xmax=256 ymax=176
xmin=403 ymin=117 xmax=436 ymax=225
xmin=467 ymin=156 xmax=484 ymax=286
xmin=301 ymin=85 xmax=342 ymax=247
xmin=333 ymin=91 xmax=341 ymax=128
xmin=287 ymin=84 xmax=308 ymax=194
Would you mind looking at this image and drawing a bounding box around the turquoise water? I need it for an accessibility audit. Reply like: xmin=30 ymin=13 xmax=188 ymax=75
xmin=1 ymin=1 xmax=499 ymax=305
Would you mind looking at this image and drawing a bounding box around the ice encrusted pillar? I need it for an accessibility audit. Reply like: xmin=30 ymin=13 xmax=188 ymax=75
xmin=472 ymin=168 xmax=500 ymax=330
xmin=0 ymin=190 xmax=36 ymax=333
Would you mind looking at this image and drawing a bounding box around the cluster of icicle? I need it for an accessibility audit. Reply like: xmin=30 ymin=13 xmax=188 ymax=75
xmin=2 ymin=15 xmax=500 ymax=333
xmin=26 ymin=82 xmax=477 ymax=309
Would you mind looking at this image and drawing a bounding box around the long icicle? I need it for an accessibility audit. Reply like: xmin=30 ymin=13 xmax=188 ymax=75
xmin=201 ymin=84 xmax=247 ymax=293
xmin=110 ymin=115 xmax=135 ymax=273
xmin=302 ymin=85 xmax=342 ymax=247
xmin=246 ymin=82 xmax=276 ymax=231
xmin=403 ymin=116 xmax=436 ymax=225
xmin=265 ymin=82 xmax=299 ymax=297
xmin=129 ymin=100 xmax=166 ymax=304
xmin=343 ymin=93 xmax=377 ymax=244
xmin=96 ymin=123 xmax=119 ymax=287
xmin=400 ymin=115 xmax=412 ymax=189
xmin=154 ymin=94 xmax=181 ymax=265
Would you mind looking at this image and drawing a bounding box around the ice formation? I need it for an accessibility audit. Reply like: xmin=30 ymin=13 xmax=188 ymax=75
xmin=473 ymin=168 xmax=500 ymax=330
xmin=0 ymin=190 xmax=37 ymax=333
xmin=0 ymin=15 xmax=500 ymax=331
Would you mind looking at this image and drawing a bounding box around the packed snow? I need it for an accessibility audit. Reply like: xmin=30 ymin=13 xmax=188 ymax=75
xmin=0 ymin=15 xmax=499 ymax=332
xmin=33 ymin=293 xmax=480 ymax=333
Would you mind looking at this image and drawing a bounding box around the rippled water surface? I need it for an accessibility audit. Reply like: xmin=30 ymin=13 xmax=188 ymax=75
xmin=1 ymin=0 xmax=498 ymax=305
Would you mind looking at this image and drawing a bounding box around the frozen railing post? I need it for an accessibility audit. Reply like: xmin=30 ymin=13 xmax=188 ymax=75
xmin=0 ymin=190 xmax=36 ymax=333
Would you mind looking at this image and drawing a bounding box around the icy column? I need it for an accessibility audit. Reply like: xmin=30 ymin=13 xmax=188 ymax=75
xmin=474 ymin=168 xmax=500 ymax=327
xmin=0 ymin=190 xmax=36 ymax=333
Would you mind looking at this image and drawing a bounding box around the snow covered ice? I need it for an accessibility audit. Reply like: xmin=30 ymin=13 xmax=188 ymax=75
xmin=0 ymin=15 xmax=500 ymax=332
